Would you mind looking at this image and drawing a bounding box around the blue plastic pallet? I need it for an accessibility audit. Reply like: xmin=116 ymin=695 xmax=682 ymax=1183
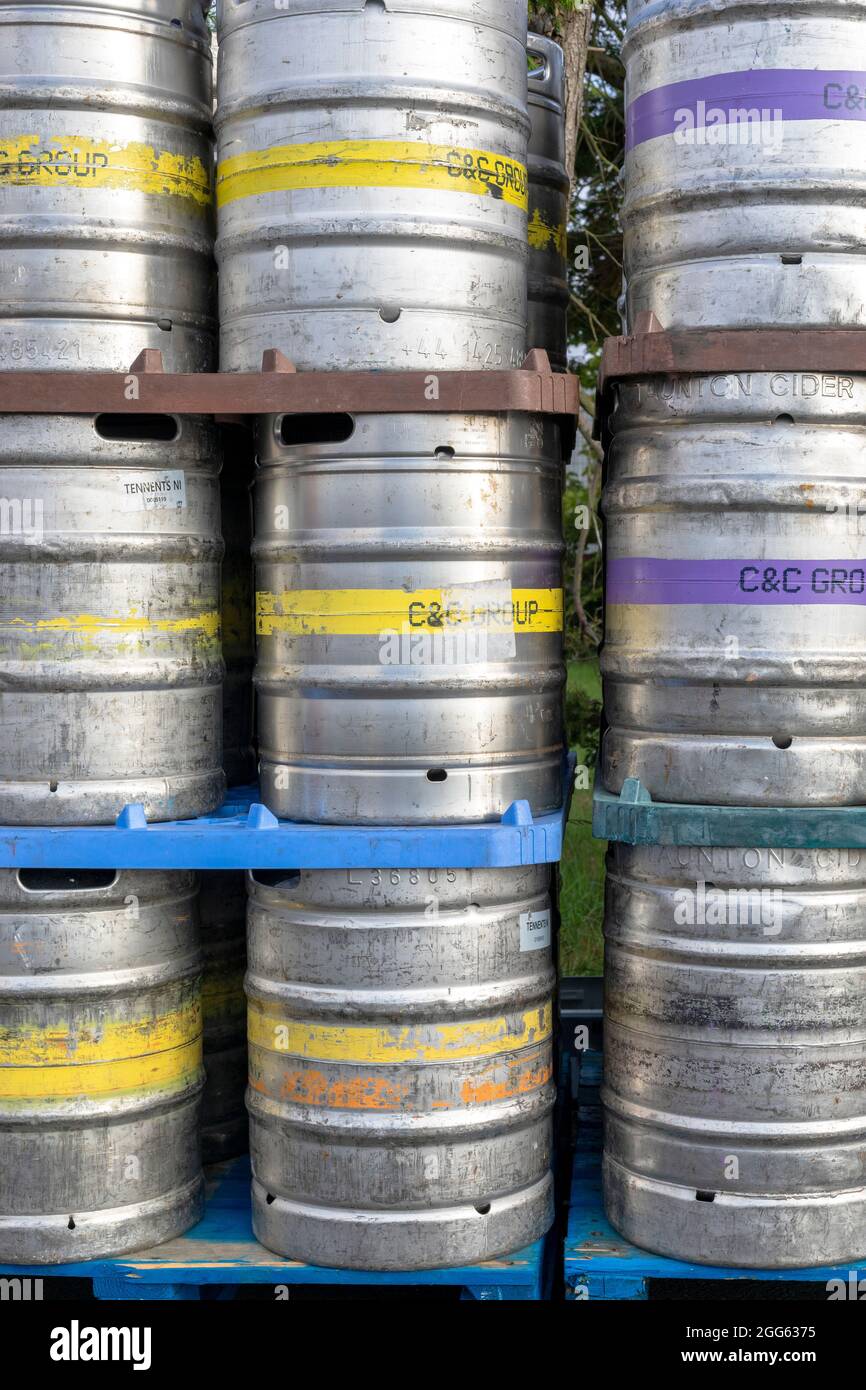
xmin=593 ymin=776 xmax=866 ymax=849
xmin=1 ymin=1157 xmax=551 ymax=1302
xmin=0 ymin=757 xmax=574 ymax=869
xmin=564 ymin=1052 xmax=865 ymax=1300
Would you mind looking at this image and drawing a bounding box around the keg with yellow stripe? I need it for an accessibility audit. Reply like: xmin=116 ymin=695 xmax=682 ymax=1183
xmin=215 ymin=0 xmax=529 ymax=372
xmin=0 ymin=415 xmax=225 ymax=824
xmin=254 ymin=411 xmax=565 ymax=823
xmin=0 ymin=0 xmax=215 ymax=371
xmin=0 ymin=0 xmax=223 ymax=824
xmin=199 ymin=871 xmax=248 ymax=1162
xmin=246 ymin=866 xmax=555 ymax=1270
xmin=0 ymin=869 xmax=204 ymax=1264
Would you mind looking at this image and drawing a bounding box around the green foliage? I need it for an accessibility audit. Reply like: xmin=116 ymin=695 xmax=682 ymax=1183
xmin=570 ymin=2 xmax=625 ymax=349
xmin=563 ymin=462 xmax=603 ymax=657
xmin=566 ymin=658 xmax=602 ymax=765
xmin=529 ymin=0 xmax=588 ymax=15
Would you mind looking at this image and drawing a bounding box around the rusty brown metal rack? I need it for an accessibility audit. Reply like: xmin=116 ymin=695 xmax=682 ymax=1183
xmin=0 ymin=347 xmax=578 ymax=449
xmin=596 ymin=312 xmax=866 ymax=447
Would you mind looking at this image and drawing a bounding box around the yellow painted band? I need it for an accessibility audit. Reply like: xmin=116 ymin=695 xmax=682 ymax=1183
xmin=9 ymin=610 xmax=221 ymax=639
xmin=247 ymin=1002 xmax=553 ymax=1063
xmin=0 ymin=999 xmax=202 ymax=1067
xmin=0 ymin=135 xmax=212 ymax=207
xmin=0 ymin=1040 xmax=203 ymax=1100
xmin=256 ymin=588 xmax=563 ymax=636
xmin=216 ymin=139 xmax=528 ymax=211
xmin=528 ymin=207 xmax=568 ymax=257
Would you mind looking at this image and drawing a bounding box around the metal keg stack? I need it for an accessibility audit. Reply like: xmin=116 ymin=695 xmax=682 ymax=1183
xmin=0 ymin=0 xmax=222 ymax=1261
xmin=599 ymin=0 xmax=866 ymax=1267
xmin=0 ymin=870 xmax=205 ymax=1261
xmin=214 ymin=0 xmax=568 ymax=1268
xmin=0 ymin=0 xmax=224 ymax=825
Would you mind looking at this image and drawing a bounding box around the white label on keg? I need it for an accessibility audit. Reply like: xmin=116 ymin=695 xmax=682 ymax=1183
xmin=519 ymin=907 xmax=551 ymax=951
xmin=439 ymin=578 xmax=518 ymax=661
xmin=120 ymin=471 xmax=187 ymax=512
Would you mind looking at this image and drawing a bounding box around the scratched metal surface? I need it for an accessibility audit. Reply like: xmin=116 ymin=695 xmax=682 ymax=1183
xmin=0 ymin=1157 xmax=544 ymax=1287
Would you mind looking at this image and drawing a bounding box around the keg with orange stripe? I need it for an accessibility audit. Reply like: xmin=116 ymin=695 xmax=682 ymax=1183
xmin=0 ymin=869 xmax=204 ymax=1263
xmin=246 ymin=866 xmax=555 ymax=1271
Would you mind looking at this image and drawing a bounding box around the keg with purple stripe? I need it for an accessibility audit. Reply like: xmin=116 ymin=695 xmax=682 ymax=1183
xmin=623 ymin=0 xmax=866 ymax=329
xmin=601 ymin=368 xmax=866 ymax=805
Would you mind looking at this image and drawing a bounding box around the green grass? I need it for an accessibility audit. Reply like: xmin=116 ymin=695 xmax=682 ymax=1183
xmin=559 ymin=657 xmax=605 ymax=975
xmin=566 ymin=657 xmax=602 ymax=704
xmin=559 ymin=787 xmax=606 ymax=974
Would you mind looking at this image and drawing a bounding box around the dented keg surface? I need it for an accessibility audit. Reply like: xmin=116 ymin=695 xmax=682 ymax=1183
xmin=246 ymin=866 xmax=555 ymax=1271
xmin=215 ymin=0 xmax=529 ymax=372
xmin=603 ymin=843 xmax=866 ymax=1268
xmin=220 ymin=425 xmax=256 ymax=788
xmin=601 ymin=370 xmax=866 ymax=806
xmin=0 ymin=869 xmax=204 ymax=1264
xmin=0 ymin=0 xmax=216 ymax=372
xmin=623 ymin=0 xmax=866 ymax=330
xmin=199 ymin=871 xmax=248 ymax=1163
xmin=527 ymin=35 xmax=569 ymax=370
xmin=254 ymin=411 xmax=565 ymax=824
xmin=0 ymin=414 xmax=225 ymax=824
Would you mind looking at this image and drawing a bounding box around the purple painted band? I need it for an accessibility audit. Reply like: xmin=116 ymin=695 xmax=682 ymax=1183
xmin=626 ymin=69 xmax=866 ymax=151
xmin=607 ymin=558 xmax=866 ymax=606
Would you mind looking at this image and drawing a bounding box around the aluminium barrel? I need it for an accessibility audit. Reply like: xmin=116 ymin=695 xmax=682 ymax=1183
xmin=603 ymin=842 xmax=866 ymax=1268
xmin=0 ymin=869 xmax=204 ymax=1264
xmin=0 ymin=0 xmax=216 ymax=372
xmin=246 ymin=865 xmax=555 ymax=1271
xmin=199 ymin=870 xmax=248 ymax=1163
xmin=215 ymin=0 xmax=530 ymax=372
xmin=601 ymin=369 xmax=866 ymax=806
xmin=527 ymin=34 xmax=569 ymax=369
xmin=0 ymin=0 xmax=222 ymax=824
xmin=0 ymin=414 xmax=225 ymax=824
xmin=622 ymin=0 xmax=866 ymax=330
xmin=254 ymin=410 xmax=565 ymax=823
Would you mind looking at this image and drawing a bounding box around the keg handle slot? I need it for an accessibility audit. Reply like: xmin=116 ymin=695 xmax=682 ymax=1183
xmin=426 ymin=768 xmax=448 ymax=782
xmin=277 ymin=413 xmax=355 ymax=447
xmin=95 ymin=414 xmax=180 ymax=443
xmin=695 ymin=1192 xmax=716 ymax=1203
xmin=250 ymin=869 xmax=301 ymax=889
xmin=527 ymin=33 xmax=564 ymax=101
xmin=527 ymin=52 xmax=549 ymax=84
xmin=17 ymin=869 xmax=119 ymax=893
